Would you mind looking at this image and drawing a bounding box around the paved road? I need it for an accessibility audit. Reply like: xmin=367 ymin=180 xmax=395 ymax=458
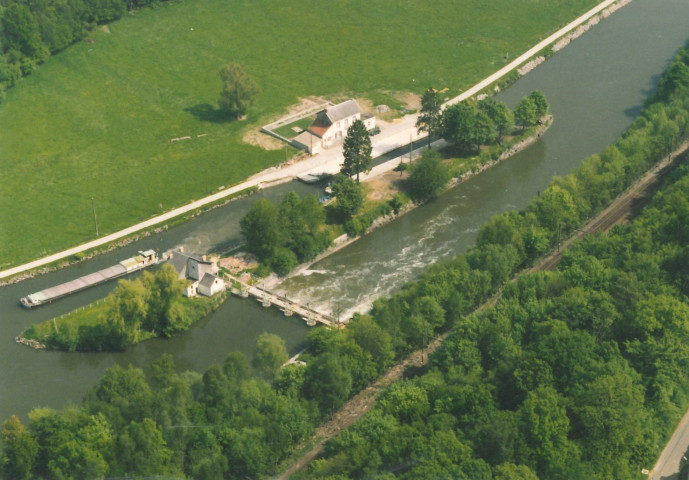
xmin=0 ymin=0 xmax=621 ymax=281
xmin=651 ymin=405 xmax=689 ymax=480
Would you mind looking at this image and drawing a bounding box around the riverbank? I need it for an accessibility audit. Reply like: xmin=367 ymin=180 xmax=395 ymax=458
xmin=0 ymin=186 xmax=260 ymax=288
xmin=19 ymin=117 xmax=554 ymax=350
xmin=272 ymin=117 xmax=553 ymax=299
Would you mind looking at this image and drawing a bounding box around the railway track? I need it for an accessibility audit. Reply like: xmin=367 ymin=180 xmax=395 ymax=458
xmin=532 ymin=143 xmax=687 ymax=272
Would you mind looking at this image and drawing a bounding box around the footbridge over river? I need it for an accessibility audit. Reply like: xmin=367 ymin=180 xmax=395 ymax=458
xmin=223 ymin=274 xmax=338 ymax=328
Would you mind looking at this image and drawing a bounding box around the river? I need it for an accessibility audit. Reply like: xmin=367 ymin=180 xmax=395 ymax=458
xmin=2 ymin=0 xmax=689 ymax=424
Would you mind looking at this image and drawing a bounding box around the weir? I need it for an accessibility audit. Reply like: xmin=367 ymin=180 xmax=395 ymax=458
xmin=224 ymin=274 xmax=337 ymax=328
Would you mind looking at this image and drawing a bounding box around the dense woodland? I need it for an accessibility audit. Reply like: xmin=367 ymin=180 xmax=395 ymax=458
xmin=0 ymin=0 xmax=168 ymax=99
xmin=2 ymin=40 xmax=689 ymax=480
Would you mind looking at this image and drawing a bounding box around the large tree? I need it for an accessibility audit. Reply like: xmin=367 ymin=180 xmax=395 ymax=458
xmin=1 ymin=4 xmax=47 ymax=60
xmin=330 ymin=175 xmax=364 ymax=220
xmin=240 ymin=198 xmax=280 ymax=259
xmin=416 ymin=87 xmax=442 ymax=148
xmin=514 ymin=96 xmax=538 ymax=129
xmin=341 ymin=119 xmax=372 ymax=183
xmin=407 ymin=149 xmax=451 ymax=203
xmin=252 ymin=332 xmax=289 ymax=380
xmin=442 ymin=101 xmax=477 ymax=150
xmin=478 ymin=97 xmax=514 ymax=145
xmin=472 ymin=110 xmax=497 ymax=151
xmin=217 ymin=62 xmax=259 ymax=119
xmin=1 ymin=415 xmax=38 ymax=480
xmin=528 ymin=90 xmax=549 ymax=119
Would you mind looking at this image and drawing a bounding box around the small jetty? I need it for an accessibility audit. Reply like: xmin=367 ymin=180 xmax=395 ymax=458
xmin=228 ymin=276 xmax=335 ymax=327
xmin=19 ymin=250 xmax=158 ymax=308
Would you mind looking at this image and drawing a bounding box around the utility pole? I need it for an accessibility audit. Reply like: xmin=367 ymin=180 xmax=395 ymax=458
xmin=91 ymin=197 xmax=99 ymax=237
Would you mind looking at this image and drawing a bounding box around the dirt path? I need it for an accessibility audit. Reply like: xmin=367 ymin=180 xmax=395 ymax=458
xmin=276 ymin=141 xmax=689 ymax=479
xmin=276 ymin=333 xmax=448 ymax=480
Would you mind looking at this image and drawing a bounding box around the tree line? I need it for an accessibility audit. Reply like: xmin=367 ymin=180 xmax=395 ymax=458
xmin=2 ymin=38 xmax=689 ymax=480
xmin=417 ymin=87 xmax=549 ymax=152
xmin=295 ymin=41 xmax=689 ymax=480
xmin=0 ymin=0 xmax=172 ymax=100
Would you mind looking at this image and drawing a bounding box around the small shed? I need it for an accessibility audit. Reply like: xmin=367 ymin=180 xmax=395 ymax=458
xmin=362 ymin=112 xmax=376 ymax=131
xmin=198 ymin=273 xmax=225 ymax=297
xmin=292 ymin=130 xmax=322 ymax=155
xmin=184 ymin=280 xmax=199 ymax=298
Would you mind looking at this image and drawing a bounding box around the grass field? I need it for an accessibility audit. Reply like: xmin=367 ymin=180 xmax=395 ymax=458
xmin=272 ymin=117 xmax=316 ymax=139
xmin=0 ymin=0 xmax=599 ymax=269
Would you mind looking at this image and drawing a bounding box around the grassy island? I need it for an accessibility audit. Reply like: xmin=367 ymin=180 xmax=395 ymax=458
xmin=21 ymin=264 xmax=226 ymax=351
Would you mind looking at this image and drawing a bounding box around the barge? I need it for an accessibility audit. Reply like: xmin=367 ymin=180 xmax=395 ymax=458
xmin=19 ymin=250 xmax=158 ymax=308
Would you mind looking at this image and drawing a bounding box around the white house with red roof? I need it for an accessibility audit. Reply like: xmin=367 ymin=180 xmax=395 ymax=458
xmin=292 ymin=99 xmax=375 ymax=155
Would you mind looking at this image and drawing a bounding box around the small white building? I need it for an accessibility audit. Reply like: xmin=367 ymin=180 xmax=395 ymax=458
xmin=184 ymin=280 xmax=199 ymax=298
xmin=198 ymin=273 xmax=225 ymax=297
xmin=168 ymin=248 xmax=223 ymax=297
xmin=292 ymin=99 xmax=376 ymax=155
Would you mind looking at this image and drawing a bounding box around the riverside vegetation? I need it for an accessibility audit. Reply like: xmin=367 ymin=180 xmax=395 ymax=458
xmin=23 ymin=90 xmax=549 ymax=353
xmin=0 ymin=0 xmax=600 ymax=269
xmin=242 ymin=93 xmax=550 ymax=274
xmin=3 ymin=38 xmax=689 ymax=480
xmin=20 ymin=264 xmax=225 ymax=351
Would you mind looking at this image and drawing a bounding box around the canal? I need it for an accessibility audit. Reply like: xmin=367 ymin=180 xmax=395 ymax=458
xmin=2 ymin=0 xmax=689 ymax=423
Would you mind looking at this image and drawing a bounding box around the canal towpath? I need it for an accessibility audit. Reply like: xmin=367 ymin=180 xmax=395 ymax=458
xmin=0 ymin=0 xmax=626 ymax=282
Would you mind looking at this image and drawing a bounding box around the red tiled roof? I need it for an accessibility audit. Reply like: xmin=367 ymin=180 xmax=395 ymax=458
xmin=308 ymin=117 xmax=331 ymax=138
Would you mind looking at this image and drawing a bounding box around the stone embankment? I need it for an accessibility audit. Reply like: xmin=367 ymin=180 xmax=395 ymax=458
xmin=517 ymin=0 xmax=632 ymax=77
xmin=15 ymin=336 xmax=46 ymax=349
xmin=552 ymin=0 xmax=632 ymax=52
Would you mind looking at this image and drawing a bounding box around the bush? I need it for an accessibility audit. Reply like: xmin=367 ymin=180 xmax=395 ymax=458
xmin=389 ymin=194 xmax=408 ymax=215
xmin=269 ymin=247 xmax=298 ymax=276
xmin=407 ymin=149 xmax=451 ymax=203
xmin=345 ymin=218 xmax=366 ymax=237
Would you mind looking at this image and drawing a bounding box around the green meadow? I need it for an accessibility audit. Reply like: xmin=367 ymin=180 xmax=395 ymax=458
xmin=0 ymin=0 xmax=598 ymax=269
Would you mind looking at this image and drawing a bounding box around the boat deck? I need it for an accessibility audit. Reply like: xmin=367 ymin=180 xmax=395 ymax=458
xmin=21 ymin=250 xmax=157 ymax=307
xmin=26 ymin=264 xmax=128 ymax=305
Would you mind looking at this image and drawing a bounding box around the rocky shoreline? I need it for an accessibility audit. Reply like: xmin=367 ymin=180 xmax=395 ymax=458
xmin=15 ymin=336 xmax=46 ymax=350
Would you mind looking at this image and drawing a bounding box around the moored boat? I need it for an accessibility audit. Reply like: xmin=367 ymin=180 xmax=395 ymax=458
xmin=19 ymin=250 xmax=158 ymax=308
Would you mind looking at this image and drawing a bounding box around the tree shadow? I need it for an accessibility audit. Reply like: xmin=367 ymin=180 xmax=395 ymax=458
xmin=625 ymin=73 xmax=663 ymax=119
xmin=184 ymin=103 xmax=232 ymax=123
